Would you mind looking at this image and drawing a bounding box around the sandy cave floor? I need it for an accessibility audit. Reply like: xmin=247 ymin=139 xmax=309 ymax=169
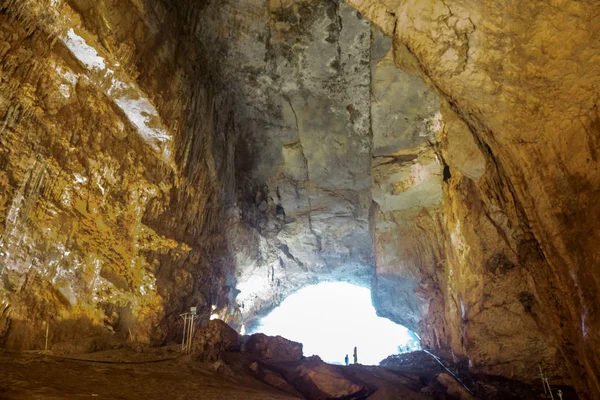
xmin=0 ymin=350 xmax=297 ymax=400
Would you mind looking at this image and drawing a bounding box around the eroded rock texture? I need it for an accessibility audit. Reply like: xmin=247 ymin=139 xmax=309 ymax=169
xmin=196 ymin=0 xmax=444 ymax=335
xmin=1 ymin=0 xmax=600 ymax=398
xmin=0 ymin=0 xmax=237 ymax=347
xmin=346 ymin=0 xmax=600 ymax=397
xmin=207 ymin=0 xmax=377 ymax=329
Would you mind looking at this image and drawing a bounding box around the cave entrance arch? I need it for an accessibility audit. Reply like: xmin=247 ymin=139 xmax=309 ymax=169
xmin=250 ymin=282 xmax=420 ymax=365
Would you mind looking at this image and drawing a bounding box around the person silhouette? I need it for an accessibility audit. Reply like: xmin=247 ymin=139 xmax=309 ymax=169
xmin=344 ymin=354 xmax=349 ymax=366
xmin=353 ymin=346 xmax=358 ymax=364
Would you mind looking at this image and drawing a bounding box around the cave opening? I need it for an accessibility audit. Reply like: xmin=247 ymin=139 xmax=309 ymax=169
xmin=250 ymin=282 xmax=420 ymax=365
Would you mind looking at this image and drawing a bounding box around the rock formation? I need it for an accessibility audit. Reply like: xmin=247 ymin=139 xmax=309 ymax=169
xmin=242 ymin=333 xmax=304 ymax=361
xmin=1 ymin=0 xmax=599 ymax=398
xmin=0 ymin=0 xmax=237 ymax=348
xmin=193 ymin=319 xmax=241 ymax=361
xmin=344 ymin=0 xmax=600 ymax=397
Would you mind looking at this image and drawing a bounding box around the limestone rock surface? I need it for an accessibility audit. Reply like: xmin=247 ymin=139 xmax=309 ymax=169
xmin=249 ymin=361 xmax=303 ymax=397
xmin=193 ymin=319 xmax=241 ymax=359
xmin=344 ymin=0 xmax=600 ymax=395
xmin=242 ymin=333 xmax=303 ymax=362
xmin=290 ymin=361 xmax=376 ymax=399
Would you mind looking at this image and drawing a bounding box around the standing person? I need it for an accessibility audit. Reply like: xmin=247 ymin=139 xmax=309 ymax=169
xmin=353 ymin=346 xmax=358 ymax=364
xmin=344 ymin=354 xmax=349 ymax=366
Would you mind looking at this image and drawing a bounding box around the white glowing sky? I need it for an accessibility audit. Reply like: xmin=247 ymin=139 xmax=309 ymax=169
xmin=252 ymin=282 xmax=419 ymax=365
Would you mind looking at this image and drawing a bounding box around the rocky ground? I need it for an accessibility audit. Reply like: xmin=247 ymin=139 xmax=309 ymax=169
xmin=0 ymin=321 xmax=579 ymax=399
xmin=0 ymin=350 xmax=294 ymax=400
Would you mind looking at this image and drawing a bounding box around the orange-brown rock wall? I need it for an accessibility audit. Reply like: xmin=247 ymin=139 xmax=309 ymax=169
xmin=347 ymin=0 xmax=600 ymax=396
xmin=0 ymin=0 xmax=236 ymax=348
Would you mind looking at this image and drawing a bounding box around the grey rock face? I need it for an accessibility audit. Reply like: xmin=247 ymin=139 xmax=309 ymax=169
xmin=195 ymin=0 xmax=378 ymax=328
xmin=193 ymin=0 xmax=444 ymax=331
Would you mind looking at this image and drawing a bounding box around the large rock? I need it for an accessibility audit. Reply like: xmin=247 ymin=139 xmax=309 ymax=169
xmin=379 ymin=351 xmax=443 ymax=377
xmin=208 ymin=0 xmax=377 ymax=332
xmin=242 ymin=333 xmax=303 ymax=362
xmin=285 ymin=360 xmax=376 ymax=400
xmin=437 ymin=373 xmax=474 ymax=400
xmin=3 ymin=0 xmax=600 ymax=398
xmin=192 ymin=320 xmax=240 ymax=361
xmin=249 ymin=361 xmax=302 ymax=397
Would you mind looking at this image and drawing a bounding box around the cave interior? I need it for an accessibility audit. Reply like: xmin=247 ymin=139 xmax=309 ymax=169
xmin=0 ymin=0 xmax=599 ymax=399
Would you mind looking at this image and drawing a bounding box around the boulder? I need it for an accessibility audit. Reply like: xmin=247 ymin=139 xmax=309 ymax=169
xmin=208 ymin=360 xmax=235 ymax=376
xmin=437 ymin=373 xmax=475 ymax=400
xmin=379 ymin=351 xmax=444 ymax=378
xmin=241 ymin=333 xmax=303 ymax=361
xmin=192 ymin=320 xmax=240 ymax=361
xmin=249 ymin=361 xmax=301 ymax=397
xmin=288 ymin=361 xmax=376 ymax=399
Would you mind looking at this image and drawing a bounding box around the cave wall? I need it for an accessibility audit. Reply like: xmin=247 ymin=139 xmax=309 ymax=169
xmin=192 ymin=0 xmax=446 ymax=336
xmin=346 ymin=0 xmax=600 ymax=396
xmin=369 ymin=29 xmax=444 ymax=333
xmin=191 ymin=0 xmax=380 ymax=329
xmin=0 ymin=0 xmax=236 ymax=347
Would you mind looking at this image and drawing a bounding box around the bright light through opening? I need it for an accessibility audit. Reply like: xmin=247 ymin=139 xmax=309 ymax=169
xmin=252 ymin=282 xmax=420 ymax=365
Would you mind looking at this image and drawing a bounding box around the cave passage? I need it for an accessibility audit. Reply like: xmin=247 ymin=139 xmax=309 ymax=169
xmin=251 ymin=282 xmax=420 ymax=365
